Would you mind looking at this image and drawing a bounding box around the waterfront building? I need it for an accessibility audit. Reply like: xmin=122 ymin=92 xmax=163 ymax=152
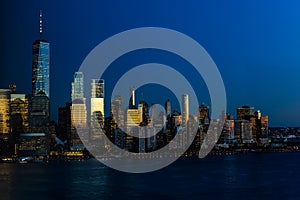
xmin=0 ymin=89 xmax=11 ymax=135
xmin=10 ymin=93 xmax=30 ymax=155
xmin=70 ymin=72 xmax=87 ymax=150
xmin=222 ymin=120 xmax=235 ymax=143
xmin=165 ymin=99 xmax=171 ymax=117
xmin=18 ymin=133 xmax=49 ymax=160
xmin=71 ymin=72 xmax=87 ymax=127
xmin=91 ymin=79 xmax=105 ymax=122
xmin=29 ymin=91 xmax=50 ymax=129
xmin=236 ymin=106 xmax=254 ymax=120
xmin=260 ymin=115 xmax=269 ymax=143
xmin=111 ymin=95 xmax=124 ymax=127
xmin=10 ymin=94 xmax=29 ymax=133
xmin=0 ymin=89 xmax=11 ymax=157
xmin=57 ymin=102 xmax=72 ymax=148
xmin=234 ymin=120 xmax=253 ymax=144
xmin=111 ymin=96 xmax=125 ymax=148
xmin=251 ymin=110 xmax=269 ymax=144
xmin=198 ymin=104 xmax=210 ymax=125
xmin=181 ymin=94 xmax=189 ymax=126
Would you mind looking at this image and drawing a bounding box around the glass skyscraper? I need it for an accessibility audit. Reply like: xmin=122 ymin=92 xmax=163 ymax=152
xmin=32 ymin=11 xmax=50 ymax=98
xmin=182 ymin=94 xmax=189 ymax=125
xmin=91 ymin=79 xmax=105 ymax=119
xmin=71 ymin=72 xmax=87 ymax=150
xmin=71 ymin=72 xmax=87 ymax=126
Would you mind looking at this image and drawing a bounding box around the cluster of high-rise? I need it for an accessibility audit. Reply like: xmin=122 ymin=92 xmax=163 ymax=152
xmin=0 ymin=11 xmax=51 ymax=161
xmin=219 ymin=106 xmax=269 ymax=147
xmin=1 ymin=11 xmax=283 ymax=162
xmin=57 ymin=72 xmax=105 ymax=151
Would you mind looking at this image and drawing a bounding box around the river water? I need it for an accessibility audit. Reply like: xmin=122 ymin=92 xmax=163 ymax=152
xmin=1 ymin=152 xmax=300 ymax=200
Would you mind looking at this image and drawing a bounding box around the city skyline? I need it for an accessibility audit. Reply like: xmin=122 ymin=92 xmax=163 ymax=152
xmin=1 ymin=1 xmax=300 ymax=126
xmin=2 ymin=2 xmax=300 ymax=199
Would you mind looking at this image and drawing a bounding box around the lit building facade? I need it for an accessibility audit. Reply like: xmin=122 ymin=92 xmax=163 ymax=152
xmin=237 ymin=106 xmax=254 ymax=120
xmin=165 ymin=99 xmax=171 ymax=117
xmin=10 ymin=94 xmax=29 ymax=133
xmin=91 ymin=79 xmax=105 ymax=119
xmin=18 ymin=133 xmax=49 ymax=159
xmin=111 ymin=95 xmax=124 ymax=127
xmin=126 ymin=104 xmax=143 ymax=127
xmin=71 ymin=72 xmax=87 ymax=127
xmin=181 ymin=94 xmax=189 ymax=126
xmin=198 ymin=104 xmax=210 ymax=125
xmin=70 ymin=72 xmax=87 ymax=150
xmin=0 ymin=89 xmax=11 ymax=134
xmin=222 ymin=120 xmax=235 ymax=142
xmin=260 ymin=115 xmax=269 ymax=143
xmin=234 ymin=120 xmax=253 ymax=143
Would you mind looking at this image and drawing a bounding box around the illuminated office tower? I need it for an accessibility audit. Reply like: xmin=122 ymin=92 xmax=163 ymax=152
xmin=111 ymin=96 xmax=125 ymax=148
xmin=234 ymin=120 xmax=253 ymax=144
xmin=32 ymin=10 xmax=50 ymax=97
xmin=150 ymin=104 xmax=157 ymax=124
xmin=198 ymin=104 xmax=210 ymax=125
xmin=261 ymin=116 xmax=269 ymax=137
xmin=259 ymin=115 xmax=269 ymax=144
xmin=236 ymin=106 xmax=254 ymax=120
xmin=0 ymin=89 xmax=12 ymax=157
xmin=221 ymin=120 xmax=235 ymax=142
xmin=111 ymin=95 xmax=124 ymax=126
xmin=126 ymin=105 xmax=143 ymax=127
xmin=252 ymin=110 xmax=268 ymax=143
xmin=70 ymin=72 xmax=87 ymax=150
xmin=125 ymin=87 xmax=143 ymax=151
xmin=0 ymin=89 xmax=11 ymax=134
xmin=126 ymin=87 xmax=143 ymax=127
xmin=91 ymin=79 xmax=105 ymax=124
xmin=10 ymin=94 xmax=29 ymax=133
xmin=71 ymin=72 xmax=87 ymax=127
xmin=165 ymin=99 xmax=171 ymax=117
xmin=181 ymin=94 xmax=189 ymax=125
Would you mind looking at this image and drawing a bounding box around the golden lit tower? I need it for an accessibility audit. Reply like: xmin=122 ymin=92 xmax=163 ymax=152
xmin=181 ymin=94 xmax=189 ymax=125
xmin=71 ymin=72 xmax=87 ymax=127
xmin=0 ymin=89 xmax=11 ymax=134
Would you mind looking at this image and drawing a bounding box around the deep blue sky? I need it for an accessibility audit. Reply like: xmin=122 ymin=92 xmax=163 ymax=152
xmin=1 ymin=0 xmax=300 ymax=126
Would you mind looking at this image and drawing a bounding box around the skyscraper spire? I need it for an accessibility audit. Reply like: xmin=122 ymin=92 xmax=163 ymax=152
xmin=32 ymin=10 xmax=50 ymax=98
xmin=39 ymin=10 xmax=43 ymax=38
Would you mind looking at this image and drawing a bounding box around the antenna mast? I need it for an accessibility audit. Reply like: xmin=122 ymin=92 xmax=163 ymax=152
xmin=39 ymin=10 xmax=43 ymax=38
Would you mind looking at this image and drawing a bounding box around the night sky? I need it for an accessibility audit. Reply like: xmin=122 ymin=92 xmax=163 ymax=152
xmin=1 ymin=0 xmax=300 ymax=126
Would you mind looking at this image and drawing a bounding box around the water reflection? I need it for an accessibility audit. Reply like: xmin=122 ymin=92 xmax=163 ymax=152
xmin=1 ymin=153 xmax=300 ymax=200
xmin=0 ymin=164 xmax=13 ymax=200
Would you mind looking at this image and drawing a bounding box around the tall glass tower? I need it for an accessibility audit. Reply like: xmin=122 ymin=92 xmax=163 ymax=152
xmin=182 ymin=94 xmax=189 ymax=125
xmin=91 ymin=79 xmax=105 ymax=118
xmin=32 ymin=11 xmax=50 ymax=98
xmin=71 ymin=72 xmax=87 ymax=126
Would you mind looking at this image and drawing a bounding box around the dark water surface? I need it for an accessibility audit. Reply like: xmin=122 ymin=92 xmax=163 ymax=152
xmin=1 ymin=152 xmax=300 ymax=200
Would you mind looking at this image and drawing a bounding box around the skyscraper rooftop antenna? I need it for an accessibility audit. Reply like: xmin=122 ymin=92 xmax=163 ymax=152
xmin=39 ymin=10 xmax=43 ymax=38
